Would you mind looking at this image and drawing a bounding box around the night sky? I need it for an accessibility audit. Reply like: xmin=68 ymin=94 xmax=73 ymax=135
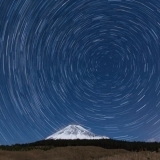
xmin=0 ymin=0 xmax=160 ymax=145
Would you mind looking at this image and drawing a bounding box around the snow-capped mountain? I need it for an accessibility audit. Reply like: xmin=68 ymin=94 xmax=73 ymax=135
xmin=46 ymin=125 xmax=109 ymax=140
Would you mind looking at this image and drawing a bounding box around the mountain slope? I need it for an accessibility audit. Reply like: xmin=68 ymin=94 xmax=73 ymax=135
xmin=46 ymin=125 xmax=109 ymax=140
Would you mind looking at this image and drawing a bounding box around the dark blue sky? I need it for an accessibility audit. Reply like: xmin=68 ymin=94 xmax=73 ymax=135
xmin=0 ymin=0 xmax=160 ymax=145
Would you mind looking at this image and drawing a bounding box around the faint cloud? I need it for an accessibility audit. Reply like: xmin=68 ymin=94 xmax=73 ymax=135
xmin=147 ymin=138 xmax=160 ymax=142
xmin=147 ymin=138 xmax=156 ymax=142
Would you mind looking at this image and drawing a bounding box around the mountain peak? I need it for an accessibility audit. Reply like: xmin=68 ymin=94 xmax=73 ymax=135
xmin=46 ymin=125 xmax=109 ymax=140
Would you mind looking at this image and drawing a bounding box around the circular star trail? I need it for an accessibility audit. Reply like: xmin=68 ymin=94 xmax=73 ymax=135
xmin=0 ymin=0 xmax=160 ymax=144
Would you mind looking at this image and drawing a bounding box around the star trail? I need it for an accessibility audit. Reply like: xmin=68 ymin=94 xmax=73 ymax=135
xmin=0 ymin=0 xmax=160 ymax=144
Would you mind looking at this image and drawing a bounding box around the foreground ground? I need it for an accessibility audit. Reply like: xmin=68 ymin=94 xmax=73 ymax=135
xmin=0 ymin=146 xmax=159 ymax=160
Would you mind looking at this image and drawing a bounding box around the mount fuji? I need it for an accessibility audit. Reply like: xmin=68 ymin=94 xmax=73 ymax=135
xmin=46 ymin=125 xmax=109 ymax=140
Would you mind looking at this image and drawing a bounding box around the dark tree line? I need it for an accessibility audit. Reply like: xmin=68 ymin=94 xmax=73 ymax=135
xmin=0 ymin=139 xmax=160 ymax=152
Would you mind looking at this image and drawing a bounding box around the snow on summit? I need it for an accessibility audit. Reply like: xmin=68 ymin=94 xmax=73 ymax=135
xmin=46 ymin=125 xmax=109 ymax=140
